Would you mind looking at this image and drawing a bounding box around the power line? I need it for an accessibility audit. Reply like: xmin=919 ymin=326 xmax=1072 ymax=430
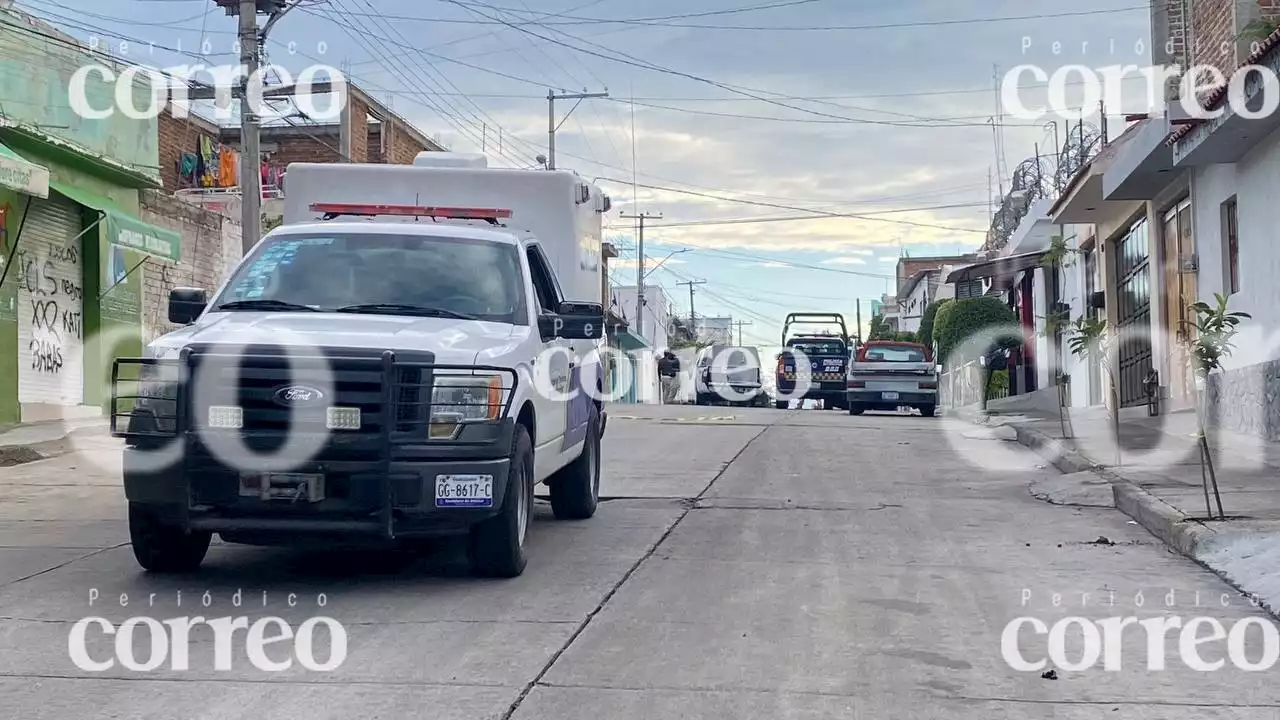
xmin=613 ymin=97 xmax=1045 ymax=128
xmin=596 ymin=178 xmax=986 ymax=234
xmin=330 ymin=3 xmax=1149 ymax=31
xmin=648 ymin=202 xmax=990 ymax=229
xmin=433 ymin=0 xmax=1038 ymax=132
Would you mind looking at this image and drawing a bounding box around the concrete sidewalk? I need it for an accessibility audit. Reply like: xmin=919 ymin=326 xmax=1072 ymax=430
xmin=975 ymin=403 xmax=1280 ymax=611
xmin=0 ymin=417 xmax=115 ymax=466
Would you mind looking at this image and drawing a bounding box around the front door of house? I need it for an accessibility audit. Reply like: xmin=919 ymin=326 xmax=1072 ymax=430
xmin=1115 ymin=217 xmax=1153 ymax=408
xmin=1161 ymin=199 xmax=1197 ymax=400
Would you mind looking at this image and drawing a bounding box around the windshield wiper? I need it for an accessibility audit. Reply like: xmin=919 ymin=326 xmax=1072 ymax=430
xmin=333 ymin=303 xmax=478 ymax=320
xmin=214 ymin=299 xmax=318 ymax=312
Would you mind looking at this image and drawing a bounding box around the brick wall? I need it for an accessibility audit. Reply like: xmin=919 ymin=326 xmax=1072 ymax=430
xmin=348 ymin=94 xmax=370 ymax=163
xmin=137 ymin=190 xmax=237 ymax=343
xmin=268 ymin=134 xmax=344 ymax=166
xmin=156 ymin=107 xmax=218 ymax=191
xmin=367 ymin=124 xmax=429 ymax=165
xmin=1186 ymin=0 xmax=1280 ymax=96
xmin=1191 ymin=0 xmax=1236 ymax=83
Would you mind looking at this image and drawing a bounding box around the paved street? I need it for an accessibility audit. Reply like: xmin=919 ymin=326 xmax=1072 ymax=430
xmin=2 ymin=404 xmax=1280 ymax=718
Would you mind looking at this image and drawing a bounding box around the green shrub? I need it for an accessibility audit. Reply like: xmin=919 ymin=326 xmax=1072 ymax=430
xmin=931 ymin=301 xmax=957 ymax=356
xmin=918 ymin=299 xmax=950 ymax=353
xmin=934 ymin=297 xmax=1021 ymax=365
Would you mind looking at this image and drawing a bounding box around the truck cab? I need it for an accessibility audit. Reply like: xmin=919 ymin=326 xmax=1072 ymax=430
xmin=846 ymin=340 xmax=940 ymax=417
xmin=775 ymin=313 xmax=851 ymax=410
xmin=112 ymin=155 xmax=611 ymax=579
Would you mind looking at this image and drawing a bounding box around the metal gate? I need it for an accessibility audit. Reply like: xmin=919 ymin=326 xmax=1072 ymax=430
xmin=1114 ymin=217 xmax=1153 ymax=408
xmin=17 ymin=193 xmax=86 ymax=407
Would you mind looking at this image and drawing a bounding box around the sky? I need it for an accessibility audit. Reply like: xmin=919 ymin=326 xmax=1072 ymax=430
xmin=27 ymin=0 xmax=1153 ymax=348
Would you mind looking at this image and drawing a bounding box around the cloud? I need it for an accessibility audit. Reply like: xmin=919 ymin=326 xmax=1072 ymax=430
xmin=821 ymin=256 xmax=867 ymax=265
xmin=753 ymin=260 xmax=791 ymax=268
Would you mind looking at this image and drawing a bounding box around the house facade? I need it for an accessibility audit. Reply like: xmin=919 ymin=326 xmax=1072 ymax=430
xmin=0 ymin=8 xmax=187 ymax=424
xmin=1083 ymin=0 xmax=1280 ymax=438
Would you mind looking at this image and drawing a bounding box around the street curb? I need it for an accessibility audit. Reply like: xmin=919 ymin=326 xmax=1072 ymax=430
xmin=1110 ymin=480 xmax=1217 ymax=557
xmin=1004 ymin=421 xmax=1218 ymax=560
xmin=1008 ymin=424 xmax=1094 ymax=474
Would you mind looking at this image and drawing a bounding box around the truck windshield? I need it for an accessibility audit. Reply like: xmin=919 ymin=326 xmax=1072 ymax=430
xmin=864 ymin=345 xmax=926 ymax=362
xmin=214 ymin=232 xmax=527 ymax=324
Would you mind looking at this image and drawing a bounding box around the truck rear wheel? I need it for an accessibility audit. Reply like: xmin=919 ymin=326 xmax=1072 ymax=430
xmin=920 ymin=405 xmax=937 ymax=417
xmin=129 ymin=504 xmax=211 ymax=573
xmin=847 ymin=404 xmax=865 ymax=416
xmin=549 ymin=406 xmax=601 ymax=520
xmin=774 ymin=400 xmax=789 ymax=410
xmin=470 ymin=424 xmax=534 ymax=578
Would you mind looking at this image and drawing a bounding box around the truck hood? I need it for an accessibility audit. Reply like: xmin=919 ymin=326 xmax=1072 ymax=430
xmin=150 ymin=312 xmax=520 ymax=367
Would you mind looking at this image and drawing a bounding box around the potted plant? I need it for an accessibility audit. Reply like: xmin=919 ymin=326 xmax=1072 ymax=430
xmin=1182 ymin=293 xmax=1251 ymax=520
xmin=1067 ymin=315 xmax=1121 ymax=466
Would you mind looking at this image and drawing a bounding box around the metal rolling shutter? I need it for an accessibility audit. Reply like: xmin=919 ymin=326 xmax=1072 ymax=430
xmin=17 ymin=194 xmax=86 ymax=406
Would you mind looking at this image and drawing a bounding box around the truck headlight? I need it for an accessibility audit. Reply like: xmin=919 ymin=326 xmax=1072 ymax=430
xmin=429 ymin=375 xmax=504 ymax=438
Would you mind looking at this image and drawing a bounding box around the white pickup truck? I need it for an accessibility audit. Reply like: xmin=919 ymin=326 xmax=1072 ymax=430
xmin=113 ymin=153 xmax=612 ymax=579
xmin=845 ymin=340 xmax=941 ymax=417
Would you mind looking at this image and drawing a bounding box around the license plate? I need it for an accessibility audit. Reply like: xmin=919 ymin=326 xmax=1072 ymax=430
xmin=882 ymin=392 xmax=900 ymax=400
xmin=435 ymin=474 xmax=494 ymax=508
xmin=242 ymin=473 xmax=325 ymax=502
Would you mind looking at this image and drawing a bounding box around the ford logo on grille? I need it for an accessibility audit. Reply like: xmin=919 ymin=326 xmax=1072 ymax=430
xmin=273 ymin=385 xmax=325 ymax=406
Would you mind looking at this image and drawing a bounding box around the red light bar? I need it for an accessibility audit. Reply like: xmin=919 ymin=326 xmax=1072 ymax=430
xmin=309 ymin=203 xmax=512 ymax=219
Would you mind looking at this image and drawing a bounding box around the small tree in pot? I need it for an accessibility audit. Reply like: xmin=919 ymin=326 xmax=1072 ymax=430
xmin=1183 ymin=293 xmax=1250 ymax=520
xmin=1066 ymin=315 xmax=1121 ymax=466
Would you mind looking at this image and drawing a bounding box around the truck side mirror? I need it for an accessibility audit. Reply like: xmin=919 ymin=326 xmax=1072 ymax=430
xmin=168 ymin=287 xmax=207 ymax=324
xmin=539 ymin=302 xmax=604 ymax=340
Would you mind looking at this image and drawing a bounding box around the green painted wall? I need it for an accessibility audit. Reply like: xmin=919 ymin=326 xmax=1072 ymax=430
xmin=0 ymin=189 xmax=26 ymax=424
xmin=0 ymin=13 xmax=160 ymax=179
xmin=15 ymin=150 xmax=144 ymax=412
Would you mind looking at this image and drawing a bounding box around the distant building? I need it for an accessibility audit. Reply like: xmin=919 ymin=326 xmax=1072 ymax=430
xmin=695 ymin=316 xmax=733 ymax=344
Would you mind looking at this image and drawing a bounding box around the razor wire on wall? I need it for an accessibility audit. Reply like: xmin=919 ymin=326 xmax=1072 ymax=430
xmin=983 ymin=121 xmax=1102 ymax=252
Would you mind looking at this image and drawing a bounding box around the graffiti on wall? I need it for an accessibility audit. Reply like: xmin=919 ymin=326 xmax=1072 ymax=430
xmin=19 ymin=243 xmax=82 ymax=375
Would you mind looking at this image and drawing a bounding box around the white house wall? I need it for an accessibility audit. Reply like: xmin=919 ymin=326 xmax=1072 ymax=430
xmin=1189 ymin=138 xmax=1280 ymax=365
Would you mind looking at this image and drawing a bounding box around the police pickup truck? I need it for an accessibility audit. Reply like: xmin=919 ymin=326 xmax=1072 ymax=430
xmin=112 ymin=153 xmax=610 ymax=578
xmin=774 ymin=313 xmax=851 ymax=410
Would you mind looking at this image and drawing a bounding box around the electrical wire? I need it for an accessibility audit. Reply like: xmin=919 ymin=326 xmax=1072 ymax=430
xmin=434 ymin=0 xmax=1038 ymax=131
xmin=339 ymin=3 xmax=1149 ymax=31
xmin=646 ymin=203 xmax=989 ymax=229
xmin=595 ymin=178 xmax=986 ymax=234
xmin=614 ymin=97 xmax=1044 ymax=128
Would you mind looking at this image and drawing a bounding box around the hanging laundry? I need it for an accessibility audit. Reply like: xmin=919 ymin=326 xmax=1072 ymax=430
xmin=177 ymin=152 xmax=198 ymax=187
xmin=198 ymin=136 xmax=218 ymax=187
xmin=218 ymin=147 xmax=238 ymax=188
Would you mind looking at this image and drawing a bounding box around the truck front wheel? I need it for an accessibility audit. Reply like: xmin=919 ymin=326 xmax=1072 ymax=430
xmin=549 ymin=406 xmax=601 ymax=520
xmin=920 ymin=405 xmax=937 ymax=417
xmin=128 ymin=504 xmax=211 ymax=573
xmin=470 ymin=424 xmax=534 ymax=578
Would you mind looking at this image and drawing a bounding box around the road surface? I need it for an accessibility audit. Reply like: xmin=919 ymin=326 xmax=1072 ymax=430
xmin=0 ymin=404 xmax=1277 ymax=718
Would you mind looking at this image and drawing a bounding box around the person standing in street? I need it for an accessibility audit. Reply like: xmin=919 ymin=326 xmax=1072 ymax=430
xmin=657 ymin=350 xmax=681 ymax=404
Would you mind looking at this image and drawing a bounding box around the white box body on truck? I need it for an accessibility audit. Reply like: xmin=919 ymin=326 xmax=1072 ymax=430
xmin=112 ymin=152 xmax=611 ymax=578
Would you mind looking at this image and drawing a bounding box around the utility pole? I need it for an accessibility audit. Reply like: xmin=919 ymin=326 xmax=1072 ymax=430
xmin=676 ymin=279 xmax=707 ymax=339
xmin=547 ymin=89 xmax=608 ymax=170
xmin=620 ymin=211 xmax=661 ymax=338
xmin=218 ymin=0 xmax=287 ymax=254
xmin=732 ymin=319 xmax=753 ymax=346
xmin=234 ymin=0 xmax=263 ymax=254
xmin=856 ymin=299 xmax=863 ymax=343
